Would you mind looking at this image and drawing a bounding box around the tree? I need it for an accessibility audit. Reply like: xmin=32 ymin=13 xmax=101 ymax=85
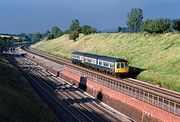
xmin=32 ymin=32 xmax=42 ymax=42
xmin=47 ymin=33 xmax=54 ymax=40
xmin=172 ymin=19 xmax=180 ymax=31
xmin=118 ymin=26 xmax=122 ymax=32
xmin=69 ymin=31 xmax=79 ymax=41
xmin=64 ymin=29 xmax=70 ymax=34
xmin=141 ymin=19 xmax=170 ymax=34
xmin=46 ymin=26 xmax=63 ymax=40
xmin=127 ymin=8 xmax=143 ymax=32
xmin=51 ymin=26 xmax=63 ymax=38
xmin=81 ymin=25 xmax=96 ymax=35
xmin=69 ymin=19 xmax=81 ymax=40
xmin=44 ymin=30 xmax=50 ymax=37
xmin=69 ymin=19 xmax=81 ymax=32
xmin=18 ymin=33 xmax=33 ymax=42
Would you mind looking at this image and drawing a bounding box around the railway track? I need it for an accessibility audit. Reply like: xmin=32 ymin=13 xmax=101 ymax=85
xmin=7 ymin=46 xmax=132 ymax=122
xmin=22 ymin=46 xmax=180 ymax=116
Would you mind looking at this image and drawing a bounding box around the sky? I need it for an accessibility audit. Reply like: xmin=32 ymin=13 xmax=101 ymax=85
xmin=0 ymin=0 xmax=180 ymax=34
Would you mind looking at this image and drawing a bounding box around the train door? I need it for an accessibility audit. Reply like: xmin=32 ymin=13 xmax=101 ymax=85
xmin=81 ymin=55 xmax=84 ymax=64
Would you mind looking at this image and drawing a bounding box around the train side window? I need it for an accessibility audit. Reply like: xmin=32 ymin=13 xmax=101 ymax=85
xmin=110 ymin=64 xmax=114 ymax=68
xmin=98 ymin=60 xmax=103 ymax=66
xmin=104 ymin=62 xmax=109 ymax=67
xmin=85 ymin=57 xmax=89 ymax=62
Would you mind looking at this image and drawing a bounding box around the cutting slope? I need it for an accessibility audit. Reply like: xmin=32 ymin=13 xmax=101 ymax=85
xmin=0 ymin=56 xmax=57 ymax=122
xmin=32 ymin=33 xmax=180 ymax=92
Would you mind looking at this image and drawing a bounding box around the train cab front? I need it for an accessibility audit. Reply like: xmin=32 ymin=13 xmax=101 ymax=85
xmin=115 ymin=62 xmax=129 ymax=74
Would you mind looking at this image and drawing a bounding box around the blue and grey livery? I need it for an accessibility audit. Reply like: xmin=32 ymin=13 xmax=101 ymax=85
xmin=71 ymin=51 xmax=129 ymax=75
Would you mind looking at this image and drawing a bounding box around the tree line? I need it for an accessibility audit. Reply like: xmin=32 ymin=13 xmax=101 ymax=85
xmin=126 ymin=8 xmax=180 ymax=33
xmin=0 ymin=36 xmax=20 ymax=52
xmin=26 ymin=8 xmax=180 ymax=42
xmin=31 ymin=19 xmax=96 ymax=42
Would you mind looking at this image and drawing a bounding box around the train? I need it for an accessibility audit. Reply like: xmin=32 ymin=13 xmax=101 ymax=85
xmin=71 ymin=51 xmax=129 ymax=76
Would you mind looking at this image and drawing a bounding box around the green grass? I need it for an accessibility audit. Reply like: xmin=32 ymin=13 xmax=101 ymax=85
xmin=32 ymin=33 xmax=180 ymax=92
xmin=0 ymin=56 xmax=57 ymax=122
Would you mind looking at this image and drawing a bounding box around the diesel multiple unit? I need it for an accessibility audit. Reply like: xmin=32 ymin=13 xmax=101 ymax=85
xmin=71 ymin=51 xmax=129 ymax=75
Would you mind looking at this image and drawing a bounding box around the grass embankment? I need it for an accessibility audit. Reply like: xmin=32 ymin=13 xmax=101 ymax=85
xmin=0 ymin=56 xmax=57 ymax=122
xmin=32 ymin=33 xmax=180 ymax=92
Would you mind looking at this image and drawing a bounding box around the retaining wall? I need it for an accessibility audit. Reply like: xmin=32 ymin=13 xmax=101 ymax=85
xmin=59 ymin=69 xmax=180 ymax=122
xmin=28 ymin=55 xmax=180 ymax=122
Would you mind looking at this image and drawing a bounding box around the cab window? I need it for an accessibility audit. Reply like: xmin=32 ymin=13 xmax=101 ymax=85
xmin=121 ymin=63 xmax=125 ymax=68
xmin=117 ymin=63 xmax=121 ymax=68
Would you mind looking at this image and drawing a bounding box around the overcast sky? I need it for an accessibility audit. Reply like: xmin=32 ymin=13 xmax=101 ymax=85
xmin=0 ymin=0 xmax=179 ymax=34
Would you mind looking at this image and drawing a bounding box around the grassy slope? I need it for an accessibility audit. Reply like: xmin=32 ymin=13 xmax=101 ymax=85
xmin=32 ymin=33 xmax=180 ymax=92
xmin=0 ymin=56 xmax=57 ymax=122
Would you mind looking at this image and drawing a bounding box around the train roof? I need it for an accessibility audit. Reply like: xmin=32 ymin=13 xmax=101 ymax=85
xmin=72 ymin=51 xmax=128 ymax=62
xmin=72 ymin=51 xmax=83 ymax=55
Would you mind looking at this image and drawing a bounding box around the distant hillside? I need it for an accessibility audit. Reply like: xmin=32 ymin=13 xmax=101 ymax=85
xmin=32 ymin=33 xmax=180 ymax=92
xmin=0 ymin=34 xmax=20 ymax=40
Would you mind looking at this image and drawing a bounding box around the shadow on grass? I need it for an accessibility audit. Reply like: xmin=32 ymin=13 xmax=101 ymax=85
xmin=128 ymin=66 xmax=146 ymax=79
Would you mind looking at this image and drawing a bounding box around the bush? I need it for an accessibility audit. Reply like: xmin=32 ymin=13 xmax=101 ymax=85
xmin=32 ymin=32 xmax=42 ymax=42
xmin=81 ymin=25 xmax=96 ymax=35
xmin=69 ymin=31 xmax=79 ymax=41
xmin=172 ymin=19 xmax=180 ymax=31
xmin=46 ymin=26 xmax=63 ymax=40
xmin=142 ymin=19 xmax=170 ymax=33
xmin=47 ymin=33 xmax=54 ymax=40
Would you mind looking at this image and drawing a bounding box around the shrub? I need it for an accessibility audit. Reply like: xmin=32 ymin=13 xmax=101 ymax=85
xmin=81 ymin=25 xmax=96 ymax=35
xmin=69 ymin=31 xmax=79 ymax=41
xmin=172 ymin=19 xmax=180 ymax=31
xmin=142 ymin=19 xmax=170 ymax=33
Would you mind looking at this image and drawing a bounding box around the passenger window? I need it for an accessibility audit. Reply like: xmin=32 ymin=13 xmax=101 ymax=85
xmin=99 ymin=61 xmax=102 ymax=66
xmin=104 ymin=62 xmax=109 ymax=67
xmin=110 ymin=64 xmax=114 ymax=68
xmin=117 ymin=63 xmax=121 ymax=68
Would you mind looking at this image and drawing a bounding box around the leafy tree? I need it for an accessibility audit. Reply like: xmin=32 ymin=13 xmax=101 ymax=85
xmin=69 ymin=19 xmax=81 ymax=40
xmin=127 ymin=8 xmax=143 ymax=32
xmin=32 ymin=32 xmax=42 ymax=42
xmin=64 ymin=29 xmax=70 ymax=34
xmin=45 ymin=30 xmax=50 ymax=37
xmin=19 ymin=33 xmax=26 ymax=37
xmin=46 ymin=26 xmax=63 ymax=40
xmin=172 ymin=19 xmax=180 ymax=31
xmin=141 ymin=19 xmax=170 ymax=34
xmin=47 ymin=33 xmax=54 ymax=40
xmin=51 ymin=26 xmax=63 ymax=38
xmin=69 ymin=19 xmax=81 ymax=32
xmin=118 ymin=26 xmax=122 ymax=32
xmin=18 ymin=33 xmax=32 ymax=42
xmin=81 ymin=25 xmax=96 ymax=35
xmin=69 ymin=31 xmax=79 ymax=41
